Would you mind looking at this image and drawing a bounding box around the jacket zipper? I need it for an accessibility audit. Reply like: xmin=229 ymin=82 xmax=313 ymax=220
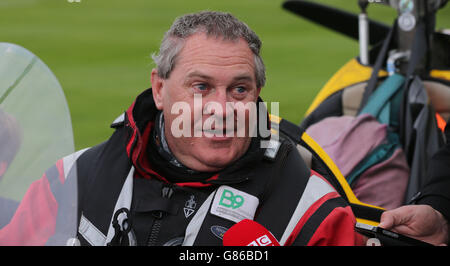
xmin=147 ymin=185 xmax=174 ymax=246
xmin=147 ymin=217 xmax=162 ymax=246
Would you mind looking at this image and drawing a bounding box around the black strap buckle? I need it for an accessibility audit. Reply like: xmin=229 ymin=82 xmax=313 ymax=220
xmin=107 ymin=208 xmax=133 ymax=246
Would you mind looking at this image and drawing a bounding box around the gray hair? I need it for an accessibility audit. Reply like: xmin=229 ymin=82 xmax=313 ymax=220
xmin=152 ymin=11 xmax=266 ymax=88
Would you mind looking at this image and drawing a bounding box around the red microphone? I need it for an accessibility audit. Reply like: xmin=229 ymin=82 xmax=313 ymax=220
xmin=223 ymin=219 xmax=280 ymax=246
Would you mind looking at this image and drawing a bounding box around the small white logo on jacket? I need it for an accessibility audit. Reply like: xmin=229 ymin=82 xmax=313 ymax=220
xmin=184 ymin=195 xmax=197 ymax=218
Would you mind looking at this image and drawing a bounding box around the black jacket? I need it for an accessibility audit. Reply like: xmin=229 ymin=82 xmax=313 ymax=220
xmin=0 ymin=88 xmax=360 ymax=246
xmin=416 ymin=119 xmax=450 ymax=221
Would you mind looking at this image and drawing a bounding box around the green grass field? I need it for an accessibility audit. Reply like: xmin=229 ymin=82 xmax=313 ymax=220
xmin=1 ymin=0 xmax=449 ymax=150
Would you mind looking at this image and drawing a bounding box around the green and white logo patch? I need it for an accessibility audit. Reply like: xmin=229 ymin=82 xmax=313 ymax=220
xmin=210 ymin=186 xmax=259 ymax=223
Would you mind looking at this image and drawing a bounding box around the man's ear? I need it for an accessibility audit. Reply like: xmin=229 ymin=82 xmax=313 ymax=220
xmin=256 ymin=87 xmax=262 ymax=96
xmin=151 ymin=69 xmax=164 ymax=110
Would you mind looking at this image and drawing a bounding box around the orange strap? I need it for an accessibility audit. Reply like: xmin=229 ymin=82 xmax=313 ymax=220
xmin=436 ymin=113 xmax=447 ymax=132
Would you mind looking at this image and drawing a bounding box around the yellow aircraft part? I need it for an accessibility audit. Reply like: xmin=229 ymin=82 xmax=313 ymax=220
xmin=430 ymin=69 xmax=450 ymax=82
xmin=305 ymin=58 xmax=388 ymax=116
xmin=305 ymin=58 xmax=450 ymax=117
xmin=301 ymin=131 xmax=385 ymax=225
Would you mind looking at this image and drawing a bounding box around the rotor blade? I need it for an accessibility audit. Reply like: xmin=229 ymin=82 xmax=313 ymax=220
xmin=282 ymin=0 xmax=391 ymax=45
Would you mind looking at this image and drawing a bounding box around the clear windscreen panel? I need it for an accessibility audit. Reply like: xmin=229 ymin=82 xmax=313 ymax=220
xmin=0 ymin=43 xmax=77 ymax=245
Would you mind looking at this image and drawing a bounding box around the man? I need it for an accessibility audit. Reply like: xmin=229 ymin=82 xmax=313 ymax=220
xmin=0 ymin=11 xmax=360 ymax=246
xmin=379 ymin=118 xmax=450 ymax=246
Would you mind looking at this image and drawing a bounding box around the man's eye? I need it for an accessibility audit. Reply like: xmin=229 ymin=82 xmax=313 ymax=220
xmin=194 ymin=84 xmax=208 ymax=91
xmin=234 ymin=86 xmax=246 ymax=94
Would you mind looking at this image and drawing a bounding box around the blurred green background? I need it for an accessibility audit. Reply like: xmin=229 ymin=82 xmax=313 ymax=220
xmin=1 ymin=0 xmax=449 ymax=150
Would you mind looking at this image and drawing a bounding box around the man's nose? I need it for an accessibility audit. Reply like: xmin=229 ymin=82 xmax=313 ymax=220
xmin=204 ymin=89 xmax=231 ymax=118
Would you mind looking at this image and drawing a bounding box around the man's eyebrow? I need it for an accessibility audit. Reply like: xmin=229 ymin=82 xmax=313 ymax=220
xmin=232 ymin=75 xmax=254 ymax=82
xmin=185 ymin=71 xmax=214 ymax=81
xmin=184 ymin=71 xmax=255 ymax=83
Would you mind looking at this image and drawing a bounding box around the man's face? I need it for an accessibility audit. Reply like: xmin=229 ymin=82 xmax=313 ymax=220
xmin=151 ymin=33 xmax=261 ymax=172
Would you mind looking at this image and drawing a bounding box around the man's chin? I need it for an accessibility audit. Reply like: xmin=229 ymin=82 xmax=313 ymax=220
xmin=191 ymin=154 xmax=237 ymax=172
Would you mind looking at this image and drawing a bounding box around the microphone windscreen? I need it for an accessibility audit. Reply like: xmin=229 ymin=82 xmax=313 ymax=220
xmin=223 ymin=219 xmax=280 ymax=246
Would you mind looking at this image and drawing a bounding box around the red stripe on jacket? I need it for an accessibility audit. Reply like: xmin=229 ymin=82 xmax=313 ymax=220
xmin=0 ymin=173 xmax=58 ymax=245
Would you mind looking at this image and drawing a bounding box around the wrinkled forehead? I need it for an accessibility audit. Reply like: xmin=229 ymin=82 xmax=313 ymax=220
xmin=181 ymin=32 xmax=253 ymax=57
xmin=173 ymin=33 xmax=256 ymax=78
